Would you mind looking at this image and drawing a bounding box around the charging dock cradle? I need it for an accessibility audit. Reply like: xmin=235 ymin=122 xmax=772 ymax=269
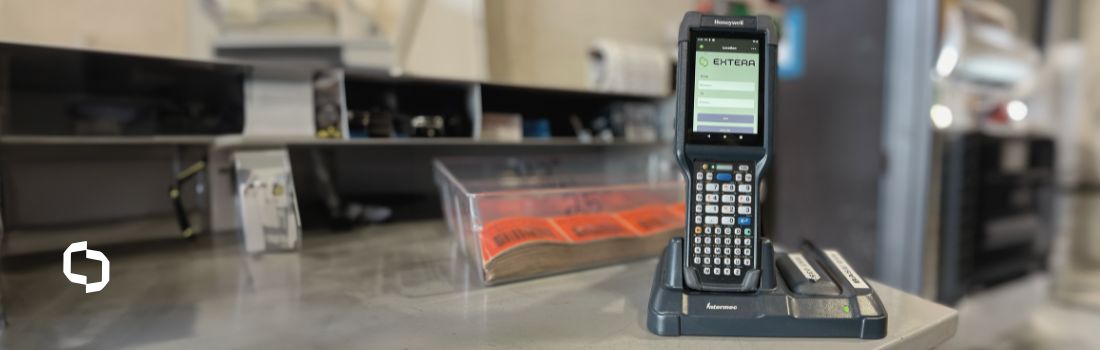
xmin=646 ymin=238 xmax=888 ymax=338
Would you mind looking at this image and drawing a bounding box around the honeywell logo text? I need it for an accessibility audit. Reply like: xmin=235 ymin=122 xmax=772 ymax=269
xmin=713 ymin=19 xmax=745 ymax=27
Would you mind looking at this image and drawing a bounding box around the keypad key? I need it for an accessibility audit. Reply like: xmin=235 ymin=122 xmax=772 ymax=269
xmin=705 ymin=205 xmax=719 ymax=214
xmin=738 ymin=184 xmax=752 ymax=193
xmin=737 ymin=216 xmax=751 ymax=226
xmin=695 ymin=194 xmax=703 ymax=202
xmin=745 ymin=174 xmax=753 ymax=181
xmin=737 ymin=206 xmax=752 ymax=215
xmin=735 ymin=238 xmax=742 ymax=245
xmin=706 ymin=172 xmax=713 ymax=181
xmin=734 ymin=248 xmax=742 ymax=256
xmin=696 ymin=183 xmax=703 ymax=191
xmin=720 ymin=205 xmax=735 ymax=214
xmin=744 ymin=249 xmax=752 ymax=257
xmin=739 ymin=165 xmax=750 ymax=171
xmin=704 ymin=257 xmax=711 ymax=265
xmin=694 ymin=257 xmax=701 ymax=264
xmin=724 ymin=237 xmax=731 ymax=245
xmin=720 ymin=216 xmax=736 ymax=225
xmin=705 ymin=216 xmax=719 ymax=225
xmin=734 ymin=258 xmax=742 ymax=266
xmin=705 ymin=194 xmax=720 ymax=203
xmin=704 ymin=227 xmax=712 ymax=234
xmin=745 ymin=228 xmax=752 ymax=236
xmin=735 ymin=228 xmax=742 ymax=235
xmin=721 ymin=194 xmax=737 ymax=203
xmin=723 ymin=247 xmax=731 ymax=255
xmin=738 ymin=195 xmax=752 ymax=204
xmin=715 ymin=173 xmax=732 ymax=182
xmin=735 ymin=173 xmax=743 ymax=182
xmin=724 ymin=227 xmax=732 ymax=235
xmin=705 ymin=183 xmax=719 ymax=192
xmin=694 ymin=215 xmax=702 ymax=224
xmin=723 ymin=267 xmax=731 ymax=276
xmin=696 ymin=171 xmax=704 ymax=180
xmin=721 ymin=183 xmax=737 ymax=192
xmin=704 ymin=236 xmax=712 ymax=244
xmin=724 ymin=257 xmax=731 ymax=265
xmin=734 ymin=268 xmax=742 ymax=276
xmin=694 ymin=226 xmax=702 ymax=234
xmin=693 ymin=236 xmax=701 ymax=244
xmin=693 ymin=246 xmax=701 ymax=254
xmin=703 ymin=267 xmax=711 ymax=275
xmin=704 ymin=247 xmax=712 ymax=254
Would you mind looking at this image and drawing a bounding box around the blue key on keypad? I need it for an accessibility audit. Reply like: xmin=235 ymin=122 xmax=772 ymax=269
xmin=737 ymin=216 xmax=751 ymax=226
xmin=715 ymin=173 xmax=733 ymax=182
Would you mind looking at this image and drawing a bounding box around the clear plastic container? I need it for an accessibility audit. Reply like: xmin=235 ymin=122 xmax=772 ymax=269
xmin=433 ymin=153 xmax=685 ymax=284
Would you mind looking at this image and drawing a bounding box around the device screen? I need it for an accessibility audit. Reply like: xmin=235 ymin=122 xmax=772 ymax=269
xmin=687 ymin=32 xmax=764 ymax=146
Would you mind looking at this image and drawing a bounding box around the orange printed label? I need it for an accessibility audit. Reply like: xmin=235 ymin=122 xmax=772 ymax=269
xmin=616 ymin=204 xmax=683 ymax=236
xmin=477 ymin=202 xmax=687 ymax=264
xmin=552 ymin=213 xmax=638 ymax=242
xmin=480 ymin=217 xmax=565 ymax=263
xmin=668 ymin=202 xmax=687 ymax=222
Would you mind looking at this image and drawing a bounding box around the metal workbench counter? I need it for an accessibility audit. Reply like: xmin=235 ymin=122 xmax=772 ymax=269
xmin=0 ymin=221 xmax=956 ymax=349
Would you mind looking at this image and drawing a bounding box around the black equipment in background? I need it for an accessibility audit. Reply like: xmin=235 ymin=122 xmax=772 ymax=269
xmin=936 ymin=133 xmax=1055 ymax=304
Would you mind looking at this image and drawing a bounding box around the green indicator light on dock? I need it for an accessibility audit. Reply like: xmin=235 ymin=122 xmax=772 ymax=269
xmin=842 ymin=305 xmax=850 ymax=313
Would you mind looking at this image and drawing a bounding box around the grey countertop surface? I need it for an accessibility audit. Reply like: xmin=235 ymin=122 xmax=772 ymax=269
xmin=0 ymin=220 xmax=956 ymax=349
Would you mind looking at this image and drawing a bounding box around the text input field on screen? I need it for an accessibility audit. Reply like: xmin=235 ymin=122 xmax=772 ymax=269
xmin=698 ymin=80 xmax=756 ymax=92
xmin=697 ymin=97 xmax=755 ymax=109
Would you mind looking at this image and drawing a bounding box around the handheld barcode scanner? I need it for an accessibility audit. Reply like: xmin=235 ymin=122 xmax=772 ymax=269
xmin=675 ymin=13 xmax=775 ymax=292
xmin=648 ymin=12 xmax=887 ymax=338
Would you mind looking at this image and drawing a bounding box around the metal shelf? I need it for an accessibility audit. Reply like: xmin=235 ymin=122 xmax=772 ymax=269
xmin=212 ymin=135 xmax=665 ymax=150
xmin=0 ymin=135 xmax=217 ymax=146
xmin=0 ymin=134 xmax=664 ymax=148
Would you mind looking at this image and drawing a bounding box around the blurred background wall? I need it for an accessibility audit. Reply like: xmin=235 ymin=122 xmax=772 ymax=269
xmin=484 ymin=0 xmax=691 ymax=89
xmin=0 ymin=0 xmax=488 ymax=80
xmin=0 ymin=0 xmax=697 ymax=87
xmin=0 ymin=0 xmax=197 ymax=57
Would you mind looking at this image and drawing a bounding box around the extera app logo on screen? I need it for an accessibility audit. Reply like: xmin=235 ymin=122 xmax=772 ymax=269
xmin=712 ymin=58 xmax=755 ymax=67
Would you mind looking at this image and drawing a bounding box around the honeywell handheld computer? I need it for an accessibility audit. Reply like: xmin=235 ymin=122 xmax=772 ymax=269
xmin=675 ymin=13 xmax=775 ymax=292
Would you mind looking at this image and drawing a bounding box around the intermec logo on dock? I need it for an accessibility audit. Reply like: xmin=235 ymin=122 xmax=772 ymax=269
xmin=705 ymin=302 xmax=738 ymax=311
xmin=713 ymin=19 xmax=745 ymax=26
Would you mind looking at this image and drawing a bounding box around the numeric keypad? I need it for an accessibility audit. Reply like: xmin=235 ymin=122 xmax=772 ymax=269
xmin=689 ymin=161 xmax=758 ymax=279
